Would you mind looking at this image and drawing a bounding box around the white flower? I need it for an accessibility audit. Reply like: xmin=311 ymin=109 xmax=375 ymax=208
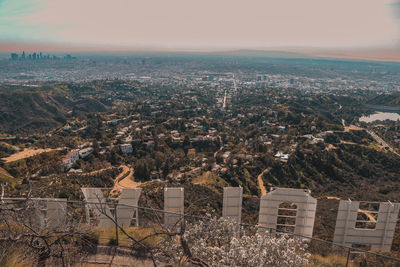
xmin=154 ymin=217 xmax=310 ymax=266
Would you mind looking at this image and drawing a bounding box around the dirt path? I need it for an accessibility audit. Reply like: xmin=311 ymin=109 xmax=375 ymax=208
xmin=344 ymin=124 xmax=364 ymax=132
xmin=1 ymin=147 xmax=64 ymax=163
xmin=68 ymin=165 xmax=143 ymax=193
xmin=326 ymin=196 xmax=341 ymax=200
xmin=67 ymin=166 xmax=113 ymax=176
xmin=358 ymin=209 xmax=377 ymax=222
xmin=257 ymin=168 xmax=271 ymax=196
xmin=340 ymin=140 xmax=358 ymax=145
xmin=112 ymin=166 xmax=142 ymax=192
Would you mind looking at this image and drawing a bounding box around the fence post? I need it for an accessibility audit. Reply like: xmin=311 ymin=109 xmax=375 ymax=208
xmin=346 ymin=247 xmax=351 ymax=267
xmin=114 ymin=203 xmax=119 ymax=246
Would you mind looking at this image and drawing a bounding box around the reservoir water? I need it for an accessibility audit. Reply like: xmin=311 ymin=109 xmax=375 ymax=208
xmin=359 ymin=112 xmax=400 ymax=123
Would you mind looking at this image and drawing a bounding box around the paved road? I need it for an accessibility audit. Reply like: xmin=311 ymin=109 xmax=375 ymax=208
xmin=342 ymin=119 xmax=399 ymax=157
xmin=366 ymin=129 xmax=400 ymax=157
xmin=222 ymin=90 xmax=227 ymax=109
xmin=232 ymin=73 xmax=237 ymax=93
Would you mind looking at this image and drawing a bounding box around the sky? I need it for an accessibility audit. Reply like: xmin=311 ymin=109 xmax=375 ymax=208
xmin=0 ymin=0 xmax=399 ymax=52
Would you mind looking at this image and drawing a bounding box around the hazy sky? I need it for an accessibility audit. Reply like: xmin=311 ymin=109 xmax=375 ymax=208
xmin=0 ymin=0 xmax=399 ymax=51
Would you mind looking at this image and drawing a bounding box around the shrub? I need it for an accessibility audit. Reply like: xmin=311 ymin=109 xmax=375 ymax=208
xmin=156 ymin=217 xmax=310 ymax=266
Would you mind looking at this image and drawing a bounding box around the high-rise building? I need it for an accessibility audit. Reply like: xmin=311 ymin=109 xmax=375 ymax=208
xmin=10 ymin=53 xmax=18 ymax=61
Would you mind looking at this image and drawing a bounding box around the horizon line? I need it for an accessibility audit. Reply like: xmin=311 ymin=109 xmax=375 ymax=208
xmin=0 ymin=41 xmax=399 ymax=63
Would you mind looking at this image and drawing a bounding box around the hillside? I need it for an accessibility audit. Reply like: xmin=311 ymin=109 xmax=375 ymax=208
xmin=0 ymin=91 xmax=70 ymax=133
xmin=0 ymin=90 xmax=108 ymax=134
xmin=366 ymin=93 xmax=400 ymax=107
xmin=0 ymin=167 xmax=13 ymax=183
xmin=0 ymin=141 xmax=18 ymax=158
xmin=262 ymin=143 xmax=400 ymax=201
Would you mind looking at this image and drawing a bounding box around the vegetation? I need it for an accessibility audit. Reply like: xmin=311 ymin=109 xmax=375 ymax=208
xmin=1 ymin=57 xmax=400 ymax=264
xmin=0 ymin=199 xmax=98 ymax=266
xmin=366 ymin=92 xmax=400 ymax=107
xmin=263 ymin=142 xmax=400 ymax=200
xmin=156 ymin=217 xmax=310 ymax=266
xmin=0 ymin=88 xmax=108 ymax=134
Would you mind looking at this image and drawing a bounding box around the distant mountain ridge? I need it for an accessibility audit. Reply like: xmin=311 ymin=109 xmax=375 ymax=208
xmin=213 ymin=49 xmax=309 ymax=58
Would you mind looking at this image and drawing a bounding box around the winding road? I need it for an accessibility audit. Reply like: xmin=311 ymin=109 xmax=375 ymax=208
xmin=112 ymin=165 xmax=142 ymax=192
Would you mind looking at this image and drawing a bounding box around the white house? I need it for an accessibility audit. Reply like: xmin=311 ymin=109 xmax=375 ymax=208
xmin=60 ymin=149 xmax=79 ymax=171
xmin=79 ymin=147 xmax=93 ymax=158
xmin=274 ymin=152 xmax=289 ymax=160
xmin=66 ymin=150 xmax=79 ymax=162
xmin=120 ymin=143 xmax=133 ymax=154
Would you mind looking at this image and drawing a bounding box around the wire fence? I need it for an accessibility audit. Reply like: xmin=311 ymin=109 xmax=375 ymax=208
xmin=1 ymin=197 xmax=400 ymax=266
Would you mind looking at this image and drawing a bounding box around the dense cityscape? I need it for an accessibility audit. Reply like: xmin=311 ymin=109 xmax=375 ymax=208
xmin=1 ymin=54 xmax=400 ymax=265
xmin=1 ymin=0 xmax=400 ymax=265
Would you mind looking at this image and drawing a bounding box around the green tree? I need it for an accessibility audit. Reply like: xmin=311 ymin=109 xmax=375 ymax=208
xmin=135 ymin=159 xmax=150 ymax=181
xmin=154 ymin=151 xmax=164 ymax=170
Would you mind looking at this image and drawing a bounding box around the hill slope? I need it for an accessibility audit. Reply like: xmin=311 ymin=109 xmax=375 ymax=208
xmin=366 ymin=93 xmax=400 ymax=107
xmin=0 ymin=91 xmax=70 ymax=133
xmin=0 ymin=167 xmax=13 ymax=183
xmin=263 ymin=143 xmax=400 ymax=201
xmin=0 ymin=90 xmax=107 ymax=134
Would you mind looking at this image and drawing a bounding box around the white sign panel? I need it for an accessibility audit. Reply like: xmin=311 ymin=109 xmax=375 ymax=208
xmin=81 ymin=188 xmax=114 ymax=227
xmin=1 ymin=198 xmax=67 ymax=229
xmin=164 ymin=187 xmax=184 ymax=228
xmin=333 ymin=200 xmax=400 ymax=251
xmin=117 ymin=188 xmax=142 ymax=227
xmin=222 ymin=187 xmax=243 ymax=223
xmin=258 ymin=188 xmax=317 ymax=238
xmin=37 ymin=198 xmax=67 ymax=228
